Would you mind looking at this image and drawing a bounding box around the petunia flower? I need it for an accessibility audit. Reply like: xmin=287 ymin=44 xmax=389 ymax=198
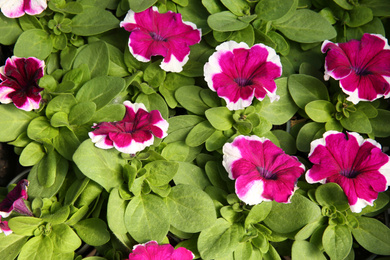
xmin=0 ymin=216 xmax=12 ymax=236
xmin=222 ymin=135 xmax=305 ymax=205
xmin=0 ymin=0 xmax=47 ymax=18
xmin=89 ymin=101 xmax=169 ymax=154
xmin=306 ymin=131 xmax=390 ymax=213
xmin=127 ymin=241 xmax=194 ymax=260
xmin=0 ymin=56 xmax=45 ymax=111
xmin=321 ymin=33 xmax=390 ymax=104
xmin=120 ymin=6 xmax=201 ymax=73
xmin=204 ymin=41 xmax=282 ymax=111
xmin=0 ymin=179 xmax=32 ymax=218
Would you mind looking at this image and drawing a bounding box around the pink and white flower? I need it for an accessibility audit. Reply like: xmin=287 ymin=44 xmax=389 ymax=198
xmin=89 ymin=101 xmax=168 ymax=154
xmin=127 ymin=241 xmax=194 ymax=260
xmin=0 ymin=216 xmax=12 ymax=236
xmin=222 ymin=135 xmax=305 ymax=205
xmin=322 ymin=33 xmax=390 ymax=104
xmin=0 ymin=56 xmax=45 ymax=111
xmin=0 ymin=179 xmax=32 ymax=218
xmin=0 ymin=0 xmax=47 ymax=18
xmin=204 ymin=41 xmax=282 ymax=110
xmin=120 ymin=6 xmax=201 ymax=73
xmin=306 ymin=131 xmax=390 ymax=213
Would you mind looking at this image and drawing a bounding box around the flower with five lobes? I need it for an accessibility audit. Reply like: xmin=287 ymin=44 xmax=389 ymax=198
xmin=120 ymin=6 xmax=201 ymax=73
xmin=306 ymin=131 xmax=390 ymax=213
xmin=89 ymin=101 xmax=169 ymax=154
xmin=0 ymin=56 xmax=45 ymax=111
xmin=0 ymin=0 xmax=47 ymax=18
xmin=127 ymin=241 xmax=194 ymax=260
xmin=322 ymin=33 xmax=390 ymax=104
xmin=204 ymin=41 xmax=282 ymax=111
xmin=223 ymin=135 xmax=305 ymax=205
xmin=0 ymin=179 xmax=32 ymax=218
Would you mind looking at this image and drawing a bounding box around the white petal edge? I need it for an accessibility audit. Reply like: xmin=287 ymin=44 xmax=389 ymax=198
xmin=237 ymin=179 xmax=267 ymax=205
xmin=349 ymin=197 xmax=374 ymax=213
xmin=123 ymin=101 xmax=148 ymax=113
xmin=0 ymin=87 xmax=14 ymax=104
xmin=88 ymin=132 xmax=114 ymax=150
xmin=114 ymin=137 xmax=154 ymax=154
xmin=25 ymin=0 xmax=47 ymax=15
xmin=160 ymin=53 xmax=189 ymax=73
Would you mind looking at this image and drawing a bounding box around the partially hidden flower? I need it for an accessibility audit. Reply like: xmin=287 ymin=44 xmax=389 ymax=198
xmin=0 ymin=179 xmax=32 ymax=218
xmin=120 ymin=6 xmax=201 ymax=73
xmin=0 ymin=56 xmax=45 ymax=111
xmin=321 ymin=33 xmax=390 ymax=104
xmin=127 ymin=241 xmax=194 ymax=260
xmin=89 ymin=101 xmax=168 ymax=154
xmin=222 ymin=135 xmax=305 ymax=205
xmin=204 ymin=41 xmax=282 ymax=111
xmin=0 ymin=216 xmax=12 ymax=236
xmin=306 ymin=131 xmax=390 ymax=213
xmin=0 ymin=0 xmax=47 ymax=18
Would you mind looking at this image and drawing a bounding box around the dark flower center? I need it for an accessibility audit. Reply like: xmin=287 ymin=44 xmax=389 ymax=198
xmin=149 ymin=32 xmax=167 ymax=42
xmin=256 ymin=166 xmax=277 ymax=180
xmin=339 ymin=168 xmax=359 ymax=178
xmin=234 ymin=77 xmax=252 ymax=87
xmin=353 ymin=66 xmax=372 ymax=76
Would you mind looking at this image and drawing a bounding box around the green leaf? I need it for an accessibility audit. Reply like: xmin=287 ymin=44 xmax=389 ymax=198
xmin=263 ymin=193 xmax=321 ymax=233
xmin=50 ymin=112 xmax=69 ymax=127
xmin=340 ymin=110 xmax=372 ymax=133
xmin=352 ymin=217 xmax=390 ymax=255
xmin=68 ymin=101 xmax=96 ymax=125
xmin=73 ymin=41 xmax=110 ymax=78
xmin=295 ymin=217 xmax=327 ymax=241
xmin=71 ymin=6 xmax=119 ymax=35
xmin=167 ymin=184 xmax=217 ymax=233
xmin=0 ymin=104 xmax=38 ymax=142
xmin=125 ymin=194 xmax=170 ymax=243
xmin=76 ymin=76 xmax=125 ymax=110
xmin=221 ymin=0 xmax=250 ymax=16
xmin=107 ymin=188 xmax=128 ymax=234
xmin=198 ymin=218 xmax=244 ymax=259
xmin=259 ymin=77 xmax=299 ymax=125
xmin=205 ymin=130 xmax=229 ymax=151
xmin=41 ymin=206 xmax=70 ymax=225
xmin=288 ymin=74 xmax=329 ymax=109
xmin=0 ymin=13 xmax=23 ymax=45
xmin=173 ymin=162 xmax=211 ymax=190
xmin=175 ymin=85 xmax=209 ymax=115
xmin=144 ymin=160 xmax=179 ymax=186
xmin=165 ymin=115 xmax=205 ymax=143
xmin=19 ymin=142 xmax=45 ymax=167
xmin=89 ymin=104 xmax=126 ymax=123
xmin=292 ymin=240 xmax=327 ymax=260
xmin=274 ymin=9 xmax=337 ymax=43
xmin=14 ymin=29 xmax=53 ymax=60
xmin=305 ymin=100 xmax=335 ymax=123
xmin=296 ymin=122 xmax=325 ymax=152
xmin=360 ymin=0 xmax=390 ymax=16
xmin=49 ymin=223 xmax=81 ymax=252
xmin=323 ymin=225 xmax=352 ymax=260
xmin=27 ymin=116 xmax=59 ymax=141
xmin=129 ymin=0 xmax=157 ymax=12
xmin=135 ymin=93 xmax=169 ymax=120
xmin=202 ymin=0 xmax=225 ymax=14
xmin=53 ymin=127 xmax=81 ymax=161
xmin=369 ymin=109 xmax=390 ymax=137
xmin=255 ymin=0 xmax=297 ymax=21
xmin=346 ymin=6 xmax=373 ymax=28
xmin=73 ymin=140 xmax=126 ymax=191
xmin=315 ymin=183 xmax=349 ymax=211
xmin=73 ymin=218 xmax=110 ymax=246
xmin=0 ymin=233 xmax=28 ymax=260
xmin=8 ymin=217 xmax=43 ymax=236
xmin=272 ymin=130 xmax=297 ymax=155
xmin=186 ymin=121 xmax=215 ymax=147
xmin=18 ymin=235 xmax=53 ymax=260
xmin=144 ymin=61 xmax=166 ymax=88
xmin=46 ymin=94 xmax=77 ymax=118
xmin=37 ymin=150 xmax=59 ymax=187
xmin=205 ymin=107 xmax=234 ymax=131
xmin=178 ymin=0 xmax=211 ymax=35
xmin=245 ymin=202 xmax=272 ymax=227
xmin=207 ymin=11 xmax=249 ymax=32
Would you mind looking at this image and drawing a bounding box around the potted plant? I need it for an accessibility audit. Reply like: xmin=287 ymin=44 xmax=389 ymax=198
xmin=0 ymin=0 xmax=389 ymax=259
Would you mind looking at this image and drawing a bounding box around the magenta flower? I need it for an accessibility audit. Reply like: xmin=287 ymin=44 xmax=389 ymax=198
xmin=0 ymin=56 xmax=45 ymax=111
xmin=0 ymin=0 xmax=47 ymax=18
xmin=321 ymin=33 xmax=390 ymax=104
xmin=222 ymin=135 xmax=305 ymax=205
xmin=0 ymin=179 xmax=32 ymax=218
xmin=127 ymin=241 xmax=194 ymax=260
xmin=306 ymin=131 xmax=390 ymax=213
xmin=204 ymin=41 xmax=282 ymax=111
xmin=120 ymin=6 xmax=201 ymax=73
xmin=0 ymin=217 xmax=12 ymax=236
xmin=89 ymin=101 xmax=168 ymax=154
